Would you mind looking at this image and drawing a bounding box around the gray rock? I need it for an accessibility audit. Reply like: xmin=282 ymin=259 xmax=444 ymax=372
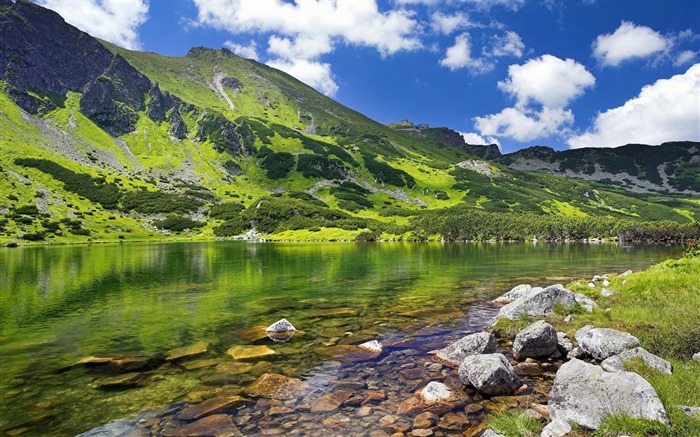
xmin=490 ymin=284 xmax=576 ymax=325
xmin=482 ymin=429 xmax=505 ymax=437
xmin=600 ymin=288 xmax=614 ymax=297
xmin=556 ymin=332 xmax=574 ymax=354
xmin=619 ymin=270 xmax=633 ymax=277
xmin=266 ymin=318 xmax=296 ymax=332
xmin=600 ymin=347 xmax=672 ymax=375
xmin=513 ymin=320 xmax=558 ymax=360
xmin=549 ymin=359 xmax=669 ymax=429
xmin=693 ymin=352 xmax=700 ymax=362
xmin=574 ymin=293 xmax=599 ymax=312
xmin=435 ymin=332 xmax=496 ymax=367
xmin=458 ymin=353 xmax=522 ymax=395
xmin=540 ymin=419 xmax=571 ymax=437
xmin=567 ymin=347 xmax=585 ymax=360
xmin=574 ymin=325 xmax=640 ymax=360
xmin=678 ymin=405 xmax=700 ymax=419
xmin=563 ymin=315 xmax=573 ymax=323
xmin=491 ymin=284 xmax=542 ymax=304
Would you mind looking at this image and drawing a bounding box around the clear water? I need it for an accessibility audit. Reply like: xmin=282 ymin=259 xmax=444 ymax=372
xmin=0 ymin=241 xmax=681 ymax=436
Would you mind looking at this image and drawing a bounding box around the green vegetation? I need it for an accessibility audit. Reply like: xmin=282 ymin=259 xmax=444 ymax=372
xmin=485 ymin=410 xmax=543 ymax=437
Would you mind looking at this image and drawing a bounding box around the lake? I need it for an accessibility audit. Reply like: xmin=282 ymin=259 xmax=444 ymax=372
xmin=0 ymin=241 xmax=681 ymax=436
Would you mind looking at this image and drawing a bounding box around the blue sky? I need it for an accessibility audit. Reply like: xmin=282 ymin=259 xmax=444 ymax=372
xmin=35 ymin=0 xmax=700 ymax=153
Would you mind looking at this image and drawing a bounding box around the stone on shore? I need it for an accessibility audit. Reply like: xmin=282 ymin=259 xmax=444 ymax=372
xmin=490 ymin=284 xmax=575 ymax=325
xmin=540 ymin=419 xmax=571 ymax=437
xmin=574 ymin=293 xmax=599 ymax=312
xmin=491 ymin=284 xmax=542 ymax=304
xmin=358 ymin=340 xmax=383 ymax=354
xmin=556 ymin=332 xmax=573 ymax=355
xmin=548 ymin=359 xmax=669 ymax=429
xmin=574 ymin=326 xmax=640 ymax=360
xmin=512 ymin=320 xmax=558 ymax=360
xmin=693 ymin=352 xmax=700 ymax=362
xmin=435 ymin=332 xmax=496 ymax=367
xmin=458 ymin=353 xmax=522 ymax=395
xmin=600 ymin=347 xmax=672 ymax=375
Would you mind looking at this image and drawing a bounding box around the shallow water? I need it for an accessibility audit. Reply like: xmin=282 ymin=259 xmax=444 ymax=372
xmin=0 ymin=241 xmax=681 ymax=436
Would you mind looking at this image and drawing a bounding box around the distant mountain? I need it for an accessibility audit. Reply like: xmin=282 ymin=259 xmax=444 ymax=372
xmin=391 ymin=121 xmax=699 ymax=195
xmin=0 ymin=0 xmax=697 ymax=244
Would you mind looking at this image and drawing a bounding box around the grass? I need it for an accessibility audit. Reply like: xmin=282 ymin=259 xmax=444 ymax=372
xmin=485 ymin=410 xmax=544 ymax=437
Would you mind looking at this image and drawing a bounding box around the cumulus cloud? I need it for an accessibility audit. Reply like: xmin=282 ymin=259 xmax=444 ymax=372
xmin=193 ymin=0 xmax=421 ymax=95
xmin=593 ymin=21 xmax=670 ymax=67
xmin=439 ymin=33 xmax=492 ymax=72
xmin=37 ymin=0 xmax=148 ymax=50
xmin=473 ymin=55 xmax=594 ymax=142
xmin=267 ymin=58 xmax=339 ymax=97
xmin=498 ymin=54 xmax=595 ymax=108
xmin=568 ymin=63 xmax=700 ymax=149
xmin=223 ymin=40 xmax=259 ymax=60
xmin=474 ymin=107 xmax=574 ymax=142
xmin=459 ymin=132 xmax=501 ymax=147
xmin=431 ymin=11 xmax=478 ymax=35
xmin=193 ymin=0 xmax=421 ymax=57
xmin=489 ymin=31 xmax=525 ymax=58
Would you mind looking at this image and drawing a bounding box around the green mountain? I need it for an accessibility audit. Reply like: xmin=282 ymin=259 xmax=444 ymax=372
xmin=0 ymin=0 xmax=698 ymax=245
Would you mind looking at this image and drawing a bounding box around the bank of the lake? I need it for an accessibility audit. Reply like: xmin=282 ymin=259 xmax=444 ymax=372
xmin=0 ymin=242 xmax=695 ymax=436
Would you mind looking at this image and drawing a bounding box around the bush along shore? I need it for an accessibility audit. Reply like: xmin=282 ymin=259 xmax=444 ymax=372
xmin=58 ymin=244 xmax=698 ymax=437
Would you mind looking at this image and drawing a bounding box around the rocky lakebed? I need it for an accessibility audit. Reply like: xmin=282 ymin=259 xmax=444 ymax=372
xmin=15 ymin=271 xmax=699 ymax=437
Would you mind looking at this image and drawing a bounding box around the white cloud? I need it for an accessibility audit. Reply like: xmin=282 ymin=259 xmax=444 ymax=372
xmin=498 ymin=54 xmax=595 ymax=108
xmin=474 ymin=107 xmax=574 ymax=142
xmin=593 ymin=21 xmax=670 ymax=67
xmin=266 ymin=58 xmax=339 ymax=97
xmin=459 ymin=132 xmax=500 ymax=147
xmin=675 ymin=50 xmax=697 ymax=67
xmin=489 ymin=31 xmax=525 ymax=58
xmin=431 ymin=11 xmax=477 ymax=35
xmin=38 ymin=0 xmax=148 ymax=50
xmin=193 ymin=0 xmax=421 ymax=57
xmin=223 ymin=40 xmax=259 ymax=60
xmin=439 ymin=33 xmax=492 ymax=72
xmin=398 ymin=0 xmax=525 ymax=10
xmin=568 ymin=63 xmax=700 ymax=149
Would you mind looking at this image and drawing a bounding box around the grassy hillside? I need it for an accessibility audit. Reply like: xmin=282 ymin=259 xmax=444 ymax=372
xmin=0 ymin=0 xmax=698 ymax=245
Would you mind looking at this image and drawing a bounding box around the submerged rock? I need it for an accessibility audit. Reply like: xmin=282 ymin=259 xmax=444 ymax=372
xmin=243 ymin=373 xmax=306 ymax=399
xmin=313 ymin=345 xmax=381 ymax=363
xmin=310 ymin=390 xmax=351 ymax=413
xmin=600 ymin=347 xmax=673 ymax=375
xmin=74 ymin=355 xmax=155 ymax=372
xmin=166 ymin=341 xmax=210 ymax=362
xmin=512 ymin=320 xmax=557 ymax=360
xmin=435 ymin=332 xmax=496 ymax=367
xmin=91 ymin=372 xmax=145 ymax=389
xmin=177 ymin=395 xmax=247 ymax=421
xmin=548 ymin=359 xmax=669 ymax=429
xmin=227 ymin=345 xmax=276 ymax=360
xmin=396 ymin=381 xmax=467 ymax=416
xmin=574 ymin=326 xmax=640 ymax=360
xmin=458 ymin=353 xmax=522 ymax=395
xmin=163 ymin=414 xmax=242 ymax=437
xmin=358 ymin=340 xmax=383 ymax=354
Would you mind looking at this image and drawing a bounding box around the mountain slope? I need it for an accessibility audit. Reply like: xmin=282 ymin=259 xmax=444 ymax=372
xmin=0 ymin=0 xmax=698 ymax=245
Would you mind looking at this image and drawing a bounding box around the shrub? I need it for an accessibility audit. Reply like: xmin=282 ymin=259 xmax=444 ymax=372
xmin=152 ymin=215 xmax=204 ymax=232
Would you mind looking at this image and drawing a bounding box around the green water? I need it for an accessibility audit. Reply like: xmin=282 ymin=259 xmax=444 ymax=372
xmin=0 ymin=241 xmax=681 ymax=436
